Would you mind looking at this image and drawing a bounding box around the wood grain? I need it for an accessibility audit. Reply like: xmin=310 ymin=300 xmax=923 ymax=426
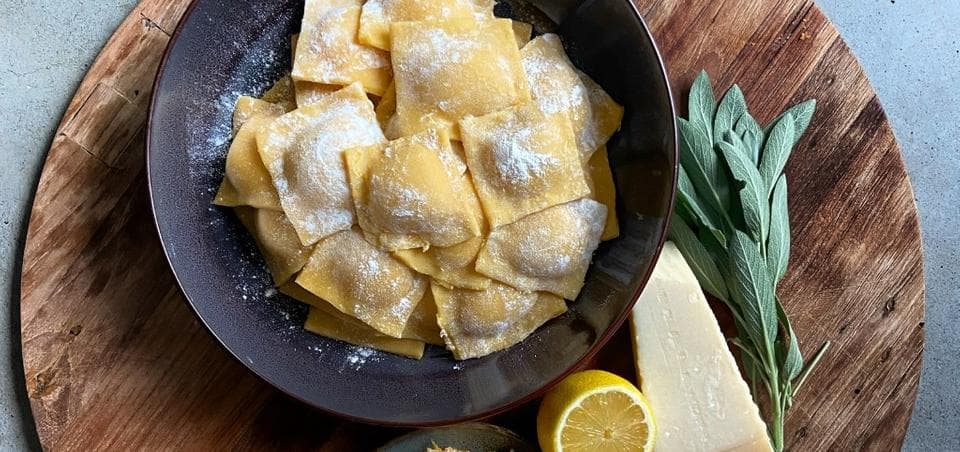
xmin=20 ymin=0 xmax=924 ymax=450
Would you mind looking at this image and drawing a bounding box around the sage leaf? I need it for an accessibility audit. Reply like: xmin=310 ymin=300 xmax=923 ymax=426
xmin=759 ymin=113 xmax=795 ymax=194
xmin=718 ymin=131 xmax=769 ymax=243
xmin=731 ymin=336 xmax=766 ymax=374
xmin=766 ymin=99 xmax=816 ymax=146
xmin=669 ymin=214 xmax=730 ymax=302
xmin=679 ymin=118 xmax=732 ymax=216
xmin=741 ymin=350 xmax=764 ymax=401
xmin=678 ymin=167 xmax=727 ymax=246
xmin=736 ymin=112 xmax=763 ymax=164
xmin=776 ymin=299 xmax=803 ymax=383
xmin=675 ymin=195 xmax=697 ymax=226
xmin=714 ymin=84 xmax=747 ymax=142
xmin=767 ymin=175 xmax=790 ymax=283
xmin=729 ymin=230 xmax=778 ymax=346
xmin=698 ymin=225 xmax=730 ymax=274
xmin=688 ymin=70 xmax=717 ymax=141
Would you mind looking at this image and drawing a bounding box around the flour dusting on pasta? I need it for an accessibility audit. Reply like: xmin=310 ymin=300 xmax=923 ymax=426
xmin=207 ymin=4 xmax=625 ymax=362
xmin=489 ymin=121 xmax=561 ymax=187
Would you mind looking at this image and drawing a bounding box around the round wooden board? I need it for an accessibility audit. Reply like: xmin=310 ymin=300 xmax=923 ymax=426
xmin=20 ymin=0 xmax=924 ymax=450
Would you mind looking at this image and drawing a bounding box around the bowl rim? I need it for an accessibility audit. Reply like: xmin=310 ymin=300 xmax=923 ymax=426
xmin=146 ymin=0 xmax=678 ymax=427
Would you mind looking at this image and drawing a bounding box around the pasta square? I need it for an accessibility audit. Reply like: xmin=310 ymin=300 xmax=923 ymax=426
xmin=296 ymin=227 xmax=428 ymax=338
xmin=305 ymin=307 xmax=425 ymax=358
xmin=290 ymin=32 xmax=341 ymax=107
xmin=375 ymin=82 xmax=401 ymax=140
xmin=578 ymin=70 xmax=624 ymax=153
xmin=520 ymin=34 xmax=624 ymax=158
xmin=232 ymin=96 xmax=285 ymax=135
xmin=585 ymin=145 xmax=619 ymax=240
xmin=358 ymin=0 xmax=494 ymax=50
xmin=475 ymin=198 xmax=607 ymax=299
xmin=286 ymin=279 xmax=440 ymax=348
xmin=393 ymin=236 xmax=490 ymax=290
xmin=283 ymin=283 xmax=426 ymax=359
xmin=234 ymin=207 xmax=312 ymax=286
xmin=295 ymin=82 xmax=341 ymax=107
xmin=433 ymin=281 xmax=567 ymax=359
xmin=391 ymin=18 xmax=531 ymax=139
xmin=392 ymin=174 xmax=489 ymax=290
xmin=214 ymin=116 xmax=282 ymax=210
xmin=260 ymin=75 xmax=298 ymax=112
xmin=401 ymin=287 xmax=444 ymax=345
xmin=459 ymin=103 xmax=590 ymax=228
xmin=511 ymin=20 xmax=533 ymax=48
xmin=257 ymin=83 xmax=386 ymax=246
xmin=344 ymin=129 xmax=482 ymax=250
xmin=293 ymin=0 xmax=392 ymax=96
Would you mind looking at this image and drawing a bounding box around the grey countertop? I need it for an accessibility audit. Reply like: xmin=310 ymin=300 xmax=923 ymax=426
xmin=1 ymin=1 xmax=957 ymax=450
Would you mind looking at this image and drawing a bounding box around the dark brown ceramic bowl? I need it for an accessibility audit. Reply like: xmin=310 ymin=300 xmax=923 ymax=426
xmin=147 ymin=0 xmax=676 ymax=426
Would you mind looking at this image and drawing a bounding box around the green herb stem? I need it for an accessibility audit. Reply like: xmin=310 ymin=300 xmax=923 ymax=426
xmin=767 ymin=364 xmax=784 ymax=451
xmin=670 ymin=70 xmax=827 ymax=452
xmin=793 ymin=341 xmax=831 ymax=396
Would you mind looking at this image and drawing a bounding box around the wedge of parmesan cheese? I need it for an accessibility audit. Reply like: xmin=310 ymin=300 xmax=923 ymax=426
xmin=630 ymin=242 xmax=772 ymax=452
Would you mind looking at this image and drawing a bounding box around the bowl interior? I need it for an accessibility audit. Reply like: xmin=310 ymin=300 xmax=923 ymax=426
xmin=147 ymin=0 xmax=676 ymax=425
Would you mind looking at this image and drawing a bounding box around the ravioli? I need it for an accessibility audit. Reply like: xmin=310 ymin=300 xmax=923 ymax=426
xmin=391 ymin=18 xmax=531 ymax=140
xmin=292 ymin=0 xmax=392 ymax=96
xmin=232 ymin=96 xmax=285 ymax=135
xmin=257 ymin=83 xmax=386 ymax=246
xmin=585 ymin=145 xmax=619 ymax=240
xmin=295 ymin=81 xmax=341 ymax=107
xmin=260 ymin=75 xmax=298 ymax=112
xmin=475 ymin=198 xmax=606 ymax=299
xmin=394 ymin=237 xmax=489 ymax=290
xmin=290 ymin=33 xmax=300 ymax=61
xmin=433 ymin=281 xmax=567 ymax=360
xmin=358 ymin=0 xmax=494 ymax=50
xmin=305 ymin=307 xmax=425 ymax=358
xmin=283 ymin=283 xmax=426 ymax=359
xmin=459 ymin=103 xmax=590 ymax=228
xmin=344 ymin=129 xmax=481 ymax=250
xmin=392 ymin=175 xmax=490 ymax=290
xmin=511 ymin=20 xmax=533 ymax=48
xmin=578 ymin=70 xmax=624 ymax=151
xmin=401 ymin=288 xmax=444 ymax=345
xmin=375 ymin=82 xmax=401 ymax=140
xmin=234 ymin=207 xmax=311 ymax=286
xmin=296 ymin=227 xmax=427 ymax=337
xmin=213 ymin=5 xmax=624 ymax=361
xmin=520 ymin=34 xmax=624 ymax=158
xmin=214 ymin=116 xmax=282 ymax=210
xmin=290 ymin=33 xmax=341 ymax=107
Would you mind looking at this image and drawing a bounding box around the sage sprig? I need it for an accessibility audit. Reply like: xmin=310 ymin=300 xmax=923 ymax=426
xmin=670 ymin=70 xmax=830 ymax=451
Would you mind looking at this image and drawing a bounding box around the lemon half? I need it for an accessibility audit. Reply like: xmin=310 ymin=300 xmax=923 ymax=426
xmin=537 ymin=370 xmax=656 ymax=452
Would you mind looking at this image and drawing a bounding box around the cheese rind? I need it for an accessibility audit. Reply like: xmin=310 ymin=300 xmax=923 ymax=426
xmin=630 ymin=242 xmax=772 ymax=452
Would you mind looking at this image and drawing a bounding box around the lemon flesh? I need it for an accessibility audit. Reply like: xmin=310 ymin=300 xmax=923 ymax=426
xmin=538 ymin=370 xmax=655 ymax=452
